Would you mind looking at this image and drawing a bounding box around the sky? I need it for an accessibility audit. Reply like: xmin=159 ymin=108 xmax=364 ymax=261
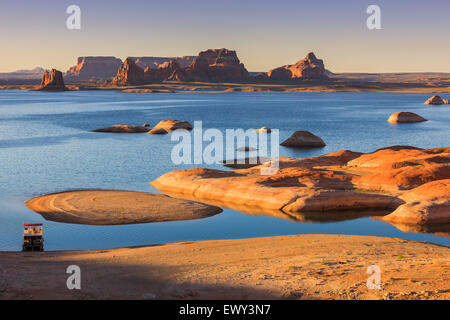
xmin=0 ymin=0 xmax=449 ymax=73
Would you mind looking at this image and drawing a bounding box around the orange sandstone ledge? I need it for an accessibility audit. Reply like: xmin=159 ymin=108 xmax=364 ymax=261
xmin=151 ymin=146 xmax=450 ymax=227
xmin=25 ymin=190 xmax=222 ymax=225
xmin=0 ymin=234 xmax=448 ymax=300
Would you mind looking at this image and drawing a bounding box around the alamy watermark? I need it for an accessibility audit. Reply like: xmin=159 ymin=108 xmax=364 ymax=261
xmin=66 ymin=265 xmax=81 ymax=290
xmin=66 ymin=5 xmax=81 ymax=30
xmin=366 ymin=5 xmax=381 ymax=30
xmin=366 ymin=264 xmax=381 ymax=290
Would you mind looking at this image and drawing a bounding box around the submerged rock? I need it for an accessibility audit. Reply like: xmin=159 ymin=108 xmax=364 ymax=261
xmin=388 ymin=112 xmax=427 ymax=123
xmin=280 ymin=131 xmax=326 ymax=148
xmin=148 ymin=128 xmax=168 ymax=135
xmin=93 ymin=125 xmax=150 ymax=133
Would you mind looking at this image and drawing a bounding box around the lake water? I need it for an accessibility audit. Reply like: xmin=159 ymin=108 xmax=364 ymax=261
xmin=0 ymin=89 xmax=449 ymax=251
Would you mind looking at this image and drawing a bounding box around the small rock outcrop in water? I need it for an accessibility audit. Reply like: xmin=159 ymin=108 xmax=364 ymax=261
xmin=93 ymin=125 xmax=150 ymax=133
xmin=38 ymin=69 xmax=67 ymax=91
xmin=111 ymin=58 xmax=145 ymax=85
xmin=280 ymin=131 xmax=326 ymax=148
xmin=424 ymin=95 xmax=447 ymax=105
xmin=254 ymin=126 xmax=272 ymax=133
xmin=268 ymin=52 xmax=328 ymax=81
xmin=151 ymin=120 xmax=193 ymax=131
xmin=388 ymin=112 xmax=427 ymax=123
xmin=25 ymin=190 xmax=222 ymax=225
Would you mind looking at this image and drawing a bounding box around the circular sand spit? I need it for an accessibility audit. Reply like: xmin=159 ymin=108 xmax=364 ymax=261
xmin=25 ymin=190 xmax=222 ymax=225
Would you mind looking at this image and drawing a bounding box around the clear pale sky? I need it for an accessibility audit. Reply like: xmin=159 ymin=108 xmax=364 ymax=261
xmin=0 ymin=0 xmax=449 ymax=73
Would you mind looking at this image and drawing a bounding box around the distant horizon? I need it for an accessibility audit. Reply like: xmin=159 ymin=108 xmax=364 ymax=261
xmin=1 ymin=0 xmax=449 ymax=73
xmin=2 ymin=50 xmax=450 ymax=75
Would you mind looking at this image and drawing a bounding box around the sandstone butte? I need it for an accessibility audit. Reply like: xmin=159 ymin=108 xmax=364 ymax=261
xmin=267 ymin=52 xmax=328 ymax=81
xmin=151 ymin=146 xmax=450 ymax=229
xmin=177 ymin=48 xmax=250 ymax=83
xmin=424 ymin=95 xmax=449 ymax=105
xmin=111 ymin=48 xmax=250 ymax=85
xmin=92 ymin=124 xmax=150 ymax=133
xmin=37 ymin=69 xmax=67 ymax=91
xmin=111 ymin=58 xmax=145 ymax=85
xmin=387 ymin=112 xmax=427 ymax=123
xmin=25 ymin=190 xmax=222 ymax=225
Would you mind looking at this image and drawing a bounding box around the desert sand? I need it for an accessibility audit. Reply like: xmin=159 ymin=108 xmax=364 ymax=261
xmin=0 ymin=235 xmax=448 ymax=300
xmin=25 ymin=190 xmax=222 ymax=225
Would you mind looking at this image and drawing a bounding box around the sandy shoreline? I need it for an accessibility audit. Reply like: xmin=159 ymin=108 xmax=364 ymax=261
xmin=1 ymin=234 xmax=448 ymax=300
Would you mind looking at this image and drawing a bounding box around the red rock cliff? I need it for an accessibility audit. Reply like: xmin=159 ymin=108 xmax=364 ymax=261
xmin=65 ymin=56 xmax=122 ymax=81
xmin=174 ymin=48 xmax=250 ymax=83
xmin=38 ymin=69 xmax=67 ymax=91
xmin=111 ymin=58 xmax=145 ymax=85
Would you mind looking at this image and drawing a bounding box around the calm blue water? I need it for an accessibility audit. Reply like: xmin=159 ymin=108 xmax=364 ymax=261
xmin=0 ymin=89 xmax=449 ymax=251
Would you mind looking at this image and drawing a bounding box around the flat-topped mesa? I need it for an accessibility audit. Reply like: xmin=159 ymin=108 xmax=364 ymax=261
xmin=111 ymin=58 xmax=145 ymax=85
xmin=130 ymin=56 xmax=195 ymax=70
xmin=37 ymin=69 xmax=67 ymax=91
xmin=176 ymin=48 xmax=251 ymax=83
xmin=65 ymin=56 xmax=122 ymax=81
xmin=268 ymin=52 xmax=328 ymax=82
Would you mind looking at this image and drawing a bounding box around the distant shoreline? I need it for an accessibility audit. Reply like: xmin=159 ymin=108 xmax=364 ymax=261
xmin=1 ymin=81 xmax=450 ymax=93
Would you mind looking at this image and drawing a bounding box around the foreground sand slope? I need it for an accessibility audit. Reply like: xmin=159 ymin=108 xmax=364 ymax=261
xmin=0 ymin=235 xmax=448 ymax=300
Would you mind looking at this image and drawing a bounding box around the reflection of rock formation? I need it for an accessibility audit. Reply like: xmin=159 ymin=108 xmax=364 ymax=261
xmin=151 ymin=146 xmax=450 ymax=231
xmin=379 ymin=219 xmax=450 ymax=237
xmin=268 ymin=52 xmax=328 ymax=81
xmin=65 ymin=56 xmax=122 ymax=81
xmin=37 ymin=69 xmax=67 ymax=91
xmin=160 ymin=190 xmax=390 ymax=223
